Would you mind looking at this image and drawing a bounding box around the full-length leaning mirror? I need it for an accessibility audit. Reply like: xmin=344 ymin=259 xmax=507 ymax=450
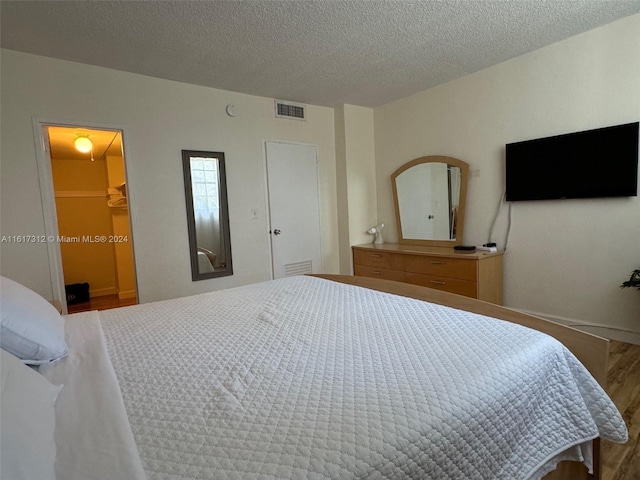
xmin=391 ymin=155 xmax=469 ymax=247
xmin=182 ymin=150 xmax=233 ymax=281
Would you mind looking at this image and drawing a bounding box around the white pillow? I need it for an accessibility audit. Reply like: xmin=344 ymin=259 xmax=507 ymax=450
xmin=1 ymin=276 xmax=68 ymax=364
xmin=0 ymin=349 xmax=62 ymax=480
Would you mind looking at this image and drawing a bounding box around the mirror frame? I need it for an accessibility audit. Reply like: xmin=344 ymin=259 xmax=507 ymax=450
xmin=182 ymin=150 xmax=233 ymax=281
xmin=391 ymin=155 xmax=469 ymax=247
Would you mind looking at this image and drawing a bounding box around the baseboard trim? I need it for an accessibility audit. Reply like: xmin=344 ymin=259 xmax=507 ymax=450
xmin=516 ymin=307 xmax=640 ymax=346
xmin=90 ymin=287 xmax=117 ymax=297
xmin=117 ymin=290 xmax=136 ymax=300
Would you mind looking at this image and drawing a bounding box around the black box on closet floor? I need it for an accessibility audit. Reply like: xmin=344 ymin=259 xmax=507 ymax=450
xmin=65 ymin=282 xmax=90 ymax=305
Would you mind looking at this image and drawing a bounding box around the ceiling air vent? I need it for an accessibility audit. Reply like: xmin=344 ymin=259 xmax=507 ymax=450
xmin=275 ymin=100 xmax=306 ymax=121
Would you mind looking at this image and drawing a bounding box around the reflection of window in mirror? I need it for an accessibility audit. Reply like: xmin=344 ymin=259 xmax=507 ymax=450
xmin=190 ymin=157 xmax=225 ymax=269
xmin=182 ymin=150 xmax=233 ymax=281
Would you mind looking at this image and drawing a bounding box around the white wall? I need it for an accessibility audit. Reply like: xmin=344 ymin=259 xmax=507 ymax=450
xmin=334 ymin=105 xmax=351 ymax=274
xmin=374 ymin=14 xmax=640 ymax=332
xmin=344 ymin=105 xmax=377 ymax=248
xmin=335 ymin=104 xmax=377 ymax=273
xmin=0 ymin=49 xmax=339 ymax=303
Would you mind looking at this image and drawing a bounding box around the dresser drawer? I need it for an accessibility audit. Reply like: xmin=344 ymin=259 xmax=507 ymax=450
xmin=352 ymin=244 xmax=503 ymax=305
xmin=355 ymin=265 xmax=405 ymax=282
xmin=405 ymin=254 xmax=477 ymax=281
xmin=405 ymin=272 xmax=478 ymax=298
xmin=353 ymin=249 xmax=404 ymax=270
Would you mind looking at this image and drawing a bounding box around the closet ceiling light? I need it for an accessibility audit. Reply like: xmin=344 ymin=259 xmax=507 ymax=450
xmin=74 ymin=136 xmax=92 ymax=153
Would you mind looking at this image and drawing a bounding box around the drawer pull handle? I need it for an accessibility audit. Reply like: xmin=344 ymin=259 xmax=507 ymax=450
xmin=371 ymin=254 xmax=383 ymax=258
xmin=429 ymin=261 xmax=445 ymax=265
xmin=430 ymin=280 xmax=446 ymax=285
xmin=373 ymin=270 xmax=384 ymax=275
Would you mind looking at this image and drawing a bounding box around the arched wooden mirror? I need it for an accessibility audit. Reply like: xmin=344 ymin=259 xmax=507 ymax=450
xmin=391 ymin=155 xmax=469 ymax=247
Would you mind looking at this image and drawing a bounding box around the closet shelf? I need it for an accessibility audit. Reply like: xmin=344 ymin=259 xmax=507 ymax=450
xmin=54 ymin=190 xmax=106 ymax=198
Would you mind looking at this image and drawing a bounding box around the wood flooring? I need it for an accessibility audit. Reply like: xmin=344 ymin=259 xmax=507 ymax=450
xmin=602 ymin=340 xmax=640 ymax=480
xmin=67 ymin=294 xmax=137 ymax=314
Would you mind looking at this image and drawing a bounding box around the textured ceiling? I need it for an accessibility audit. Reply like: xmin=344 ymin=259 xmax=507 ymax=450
xmin=2 ymin=1 xmax=639 ymax=107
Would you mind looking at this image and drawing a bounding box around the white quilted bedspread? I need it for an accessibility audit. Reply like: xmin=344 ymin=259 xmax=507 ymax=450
xmin=100 ymin=276 xmax=627 ymax=479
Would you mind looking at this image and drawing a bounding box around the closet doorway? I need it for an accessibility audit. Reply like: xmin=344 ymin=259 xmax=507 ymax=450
xmin=45 ymin=125 xmax=138 ymax=313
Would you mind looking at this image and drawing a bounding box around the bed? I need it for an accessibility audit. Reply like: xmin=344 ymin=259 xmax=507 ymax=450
xmin=0 ymin=274 xmax=628 ymax=480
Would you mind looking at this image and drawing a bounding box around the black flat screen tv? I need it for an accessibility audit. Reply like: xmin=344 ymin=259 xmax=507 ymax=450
xmin=505 ymin=122 xmax=639 ymax=201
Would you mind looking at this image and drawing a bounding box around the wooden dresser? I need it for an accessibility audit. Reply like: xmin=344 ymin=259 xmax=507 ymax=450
xmin=352 ymin=244 xmax=504 ymax=304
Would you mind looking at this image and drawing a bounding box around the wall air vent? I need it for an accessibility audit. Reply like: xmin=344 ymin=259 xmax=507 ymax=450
xmin=275 ymin=100 xmax=306 ymax=121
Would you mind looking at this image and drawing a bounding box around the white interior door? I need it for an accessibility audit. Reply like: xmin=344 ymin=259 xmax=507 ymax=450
xmin=266 ymin=141 xmax=322 ymax=279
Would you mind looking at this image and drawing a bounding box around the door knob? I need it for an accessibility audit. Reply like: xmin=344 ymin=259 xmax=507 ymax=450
xmin=273 ymin=229 xmax=281 ymax=235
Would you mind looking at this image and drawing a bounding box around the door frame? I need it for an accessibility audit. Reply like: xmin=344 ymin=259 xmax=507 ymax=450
xmin=32 ymin=117 xmax=139 ymax=313
xmin=262 ymin=139 xmax=323 ymax=280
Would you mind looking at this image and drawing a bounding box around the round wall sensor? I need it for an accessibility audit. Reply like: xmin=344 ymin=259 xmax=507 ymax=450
xmin=225 ymin=104 xmax=236 ymax=117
